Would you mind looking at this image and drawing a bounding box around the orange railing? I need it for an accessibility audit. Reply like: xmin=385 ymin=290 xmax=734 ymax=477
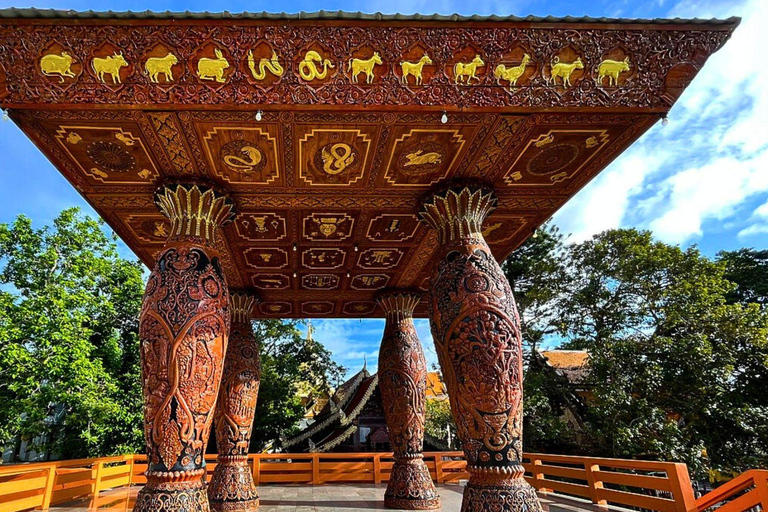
xmin=0 ymin=452 xmax=765 ymax=512
xmin=695 ymin=470 xmax=768 ymax=512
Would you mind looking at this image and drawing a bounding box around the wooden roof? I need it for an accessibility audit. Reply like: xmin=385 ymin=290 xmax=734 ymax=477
xmin=0 ymin=11 xmax=737 ymax=317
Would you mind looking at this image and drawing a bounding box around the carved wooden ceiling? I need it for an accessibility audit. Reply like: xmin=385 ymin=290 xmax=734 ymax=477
xmin=0 ymin=11 xmax=738 ymax=317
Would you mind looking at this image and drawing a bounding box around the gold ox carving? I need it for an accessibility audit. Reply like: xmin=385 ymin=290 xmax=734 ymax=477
xmin=92 ymin=53 xmax=128 ymax=84
xmin=597 ymin=57 xmax=631 ymax=86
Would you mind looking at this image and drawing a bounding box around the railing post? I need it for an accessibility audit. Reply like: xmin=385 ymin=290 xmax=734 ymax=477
xmin=755 ymin=473 xmax=768 ymax=512
xmin=41 ymin=463 xmax=57 ymax=510
xmin=532 ymin=457 xmax=547 ymax=493
xmin=435 ymin=453 xmax=444 ymax=484
xmin=93 ymin=461 xmax=104 ymax=503
xmin=584 ymin=461 xmax=607 ymax=506
xmin=252 ymin=454 xmax=260 ymax=486
xmin=312 ymin=454 xmax=320 ymax=485
xmin=373 ymin=454 xmax=381 ymax=484
xmin=668 ymin=463 xmax=698 ymax=512
xmin=127 ymin=455 xmax=135 ymax=487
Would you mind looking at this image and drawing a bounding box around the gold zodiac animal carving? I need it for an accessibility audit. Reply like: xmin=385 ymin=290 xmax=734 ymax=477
xmin=597 ymin=56 xmax=631 ymax=86
xmin=248 ymin=50 xmax=284 ymax=80
xmin=197 ymin=49 xmax=230 ymax=83
xmin=403 ymin=150 xmax=442 ymax=167
xmin=40 ymin=52 xmax=76 ymax=83
xmin=299 ymin=51 xmax=335 ymax=81
xmin=400 ymin=53 xmax=432 ymax=85
xmin=224 ymin=146 xmax=262 ymax=172
xmin=144 ymin=53 xmax=178 ymax=83
xmin=348 ymin=52 xmax=382 ymax=84
xmin=454 ymin=55 xmax=485 ymax=85
xmin=92 ymin=52 xmax=128 ymax=84
xmin=321 ymin=143 xmax=355 ymax=175
xmin=549 ymin=56 xmax=584 ymax=88
xmin=494 ymin=53 xmax=531 ymax=90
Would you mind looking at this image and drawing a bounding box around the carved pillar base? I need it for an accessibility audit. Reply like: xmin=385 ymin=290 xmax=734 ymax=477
xmin=134 ymin=471 xmax=208 ymax=512
xmin=420 ymin=184 xmax=542 ymax=512
xmin=207 ymin=457 xmax=260 ymax=512
xmin=461 ymin=475 xmax=541 ymax=512
xmin=385 ymin=457 xmax=441 ymax=510
xmin=377 ymin=291 xmax=440 ymax=510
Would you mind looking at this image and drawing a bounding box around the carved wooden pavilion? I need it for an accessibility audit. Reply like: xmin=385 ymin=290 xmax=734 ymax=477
xmin=0 ymin=9 xmax=737 ymax=512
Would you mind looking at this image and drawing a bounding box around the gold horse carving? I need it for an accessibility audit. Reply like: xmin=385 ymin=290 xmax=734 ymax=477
xmin=454 ymin=55 xmax=485 ymax=85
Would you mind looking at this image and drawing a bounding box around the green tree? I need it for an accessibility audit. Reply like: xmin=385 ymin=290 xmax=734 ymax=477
xmin=0 ymin=209 xmax=145 ymax=460
xmin=558 ymin=229 xmax=768 ymax=476
xmin=718 ymin=248 xmax=768 ymax=306
xmin=250 ymin=320 xmax=345 ymax=451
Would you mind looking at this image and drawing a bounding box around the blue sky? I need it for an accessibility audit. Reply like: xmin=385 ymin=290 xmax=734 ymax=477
xmin=0 ymin=0 xmax=765 ymax=377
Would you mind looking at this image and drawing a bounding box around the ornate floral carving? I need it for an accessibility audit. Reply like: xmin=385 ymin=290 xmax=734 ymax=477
xmin=136 ymin=183 xmax=235 ymax=512
xmin=420 ymin=183 xmax=542 ymax=512
xmin=208 ymin=291 xmax=261 ymax=512
xmin=376 ymin=291 xmax=440 ymax=510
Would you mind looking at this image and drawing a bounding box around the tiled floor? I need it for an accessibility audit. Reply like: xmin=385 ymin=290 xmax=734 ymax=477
xmin=53 ymin=484 xmax=602 ymax=511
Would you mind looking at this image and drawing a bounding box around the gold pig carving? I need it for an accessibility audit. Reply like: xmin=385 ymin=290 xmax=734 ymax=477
xmin=348 ymin=52 xmax=382 ymax=84
xmin=144 ymin=53 xmax=178 ymax=83
xmin=197 ymin=49 xmax=229 ymax=83
xmin=92 ymin=52 xmax=128 ymax=84
xmin=40 ymin=52 xmax=76 ymax=83
xmin=454 ymin=55 xmax=485 ymax=85
xmin=597 ymin=56 xmax=631 ymax=86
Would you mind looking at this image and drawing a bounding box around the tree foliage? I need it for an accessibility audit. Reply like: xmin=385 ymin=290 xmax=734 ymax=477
xmin=0 ymin=209 xmax=145 ymax=459
xmin=507 ymin=228 xmax=768 ymax=476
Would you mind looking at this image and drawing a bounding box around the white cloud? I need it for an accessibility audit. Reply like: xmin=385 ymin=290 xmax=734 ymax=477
xmin=738 ymin=199 xmax=768 ymax=239
xmin=556 ymin=0 xmax=768 ymax=245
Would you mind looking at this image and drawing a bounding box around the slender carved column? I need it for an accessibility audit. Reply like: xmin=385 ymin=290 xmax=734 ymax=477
xmin=419 ymin=184 xmax=542 ymax=512
xmin=376 ymin=291 xmax=441 ymax=510
xmin=135 ymin=183 xmax=235 ymax=512
xmin=208 ymin=291 xmax=261 ymax=512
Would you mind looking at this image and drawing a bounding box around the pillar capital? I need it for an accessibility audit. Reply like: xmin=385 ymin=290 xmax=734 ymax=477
xmin=376 ymin=290 xmax=420 ymax=321
xmin=154 ymin=182 xmax=235 ymax=244
xmin=230 ymin=290 xmax=259 ymax=324
xmin=419 ymin=182 xmax=497 ymax=248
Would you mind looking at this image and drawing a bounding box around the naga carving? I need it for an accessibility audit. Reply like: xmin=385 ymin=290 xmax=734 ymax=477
xmin=248 ymin=50 xmax=284 ymax=80
xmin=134 ymin=183 xmax=235 ymax=512
xmin=208 ymin=291 xmax=261 ymax=512
xmin=420 ymin=184 xmax=542 ymax=512
xmin=299 ymin=50 xmax=334 ymax=81
xmin=376 ymin=291 xmax=441 ymax=510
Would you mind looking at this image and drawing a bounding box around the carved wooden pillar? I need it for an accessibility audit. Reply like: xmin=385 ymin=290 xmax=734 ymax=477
xmin=208 ymin=291 xmax=261 ymax=512
xmin=376 ymin=291 xmax=441 ymax=510
xmin=419 ymin=184 xmax=542 ymax=512
xmin=135 ymin=183 xmax=235 ymax=512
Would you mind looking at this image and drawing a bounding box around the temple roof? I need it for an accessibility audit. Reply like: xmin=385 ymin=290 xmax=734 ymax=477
xmin=0 ymin=8 xmax=740 ymax=26
xmin=540 ymin=350 xmax=590 ymax=384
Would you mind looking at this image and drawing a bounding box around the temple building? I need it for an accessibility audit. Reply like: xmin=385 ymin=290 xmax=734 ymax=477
xmin=0 ymin=9 xmax=736 ymax=512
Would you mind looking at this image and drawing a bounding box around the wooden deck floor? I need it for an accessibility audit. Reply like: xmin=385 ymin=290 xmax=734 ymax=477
xmin=52 ymin=484 xmax=615 ymax=512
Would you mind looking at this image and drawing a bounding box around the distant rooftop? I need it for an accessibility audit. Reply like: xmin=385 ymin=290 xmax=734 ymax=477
xmin=0 ymin=7 xmax=740 ymax=26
